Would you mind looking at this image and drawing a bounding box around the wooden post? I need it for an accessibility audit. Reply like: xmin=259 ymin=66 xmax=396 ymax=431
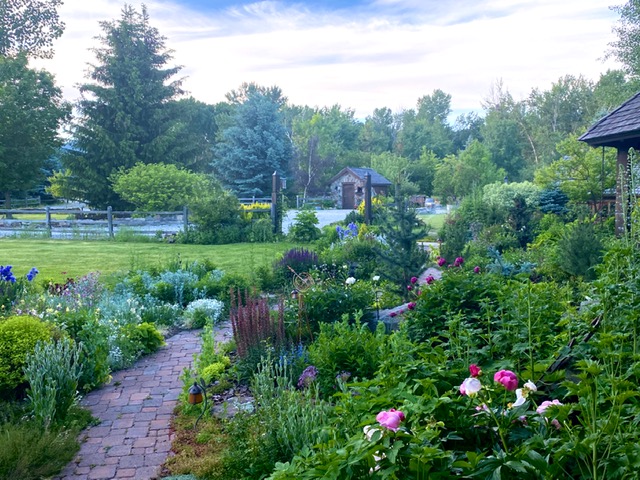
xmin=45 ymin=206 xmax=52 ymax=238
xmin=107 ymin=206 xmax=114 ymax=238
xmin=364 ymin=172 xmax=372 ymax=225
xmin=615 ymin=148 xmax=630 ymax=236
xmin=271 ymin=171 xmax=280 ymax=235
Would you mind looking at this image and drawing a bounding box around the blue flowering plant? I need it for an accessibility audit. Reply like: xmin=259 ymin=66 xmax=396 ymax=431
xmin=0 ymin=264 xmax=39 ymax=314
xmin=336 ymin=222 xmax=359 ymax=242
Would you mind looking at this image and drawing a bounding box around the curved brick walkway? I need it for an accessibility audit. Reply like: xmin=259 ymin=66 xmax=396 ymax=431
xmin=56 ymin=323 xmax=233 ymax=480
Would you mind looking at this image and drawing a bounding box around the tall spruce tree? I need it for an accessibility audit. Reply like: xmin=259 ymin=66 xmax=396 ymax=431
xmin=212 ymin=86 xmax=292 ymax=196
xmin=375 ymin=198 xmax=429 ymax=300
xmin=61 ymin=5 xmax=186 ymax=208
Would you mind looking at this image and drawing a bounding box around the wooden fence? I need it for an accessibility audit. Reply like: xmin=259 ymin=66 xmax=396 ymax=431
xmin=0 ymin=196 xmax=42 ymax=208
xmin=0 ymin=206 xmax=188 ymax=239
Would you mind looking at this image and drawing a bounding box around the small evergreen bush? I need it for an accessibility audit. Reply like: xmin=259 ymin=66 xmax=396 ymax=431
xmin=556 ymin=220 xmax=604 ymax=280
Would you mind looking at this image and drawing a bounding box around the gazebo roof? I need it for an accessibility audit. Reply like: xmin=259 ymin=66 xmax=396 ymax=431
xmin=579 ymin=91 xmax=640 ymax=149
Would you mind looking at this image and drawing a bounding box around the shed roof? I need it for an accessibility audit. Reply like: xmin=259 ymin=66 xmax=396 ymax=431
xmin=579 ymin=91 xmax=640 ymax=148
xmin=329 ymin=167 xmax=392 ymax=186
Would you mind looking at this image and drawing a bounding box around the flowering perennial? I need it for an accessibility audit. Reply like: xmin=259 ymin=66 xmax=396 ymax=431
xmin=297 ymin=365 xmax=318 ymax=389
xmin=376 ymin=408 xmax=405 ymax=431
xmin=494 ymin=369 xmax=518 ymax=391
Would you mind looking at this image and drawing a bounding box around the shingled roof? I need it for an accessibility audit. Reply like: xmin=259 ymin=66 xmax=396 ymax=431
xmin=329 ymin=167 xmax=392 ymax=186
xmin=579 ymin=92 xmax=640 ymax=148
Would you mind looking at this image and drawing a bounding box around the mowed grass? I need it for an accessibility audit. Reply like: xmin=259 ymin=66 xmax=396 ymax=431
xmin=0 ymin=239 xmax=294 ymax=283
xmin=417 ymin=213 xmax=447 ymax=238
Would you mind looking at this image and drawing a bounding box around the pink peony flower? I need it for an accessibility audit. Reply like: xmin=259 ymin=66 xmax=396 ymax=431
xmin=469 ymin=364 xmax=482 ymax=377
xmin=410 ymin=276 xmax=418 ymax=284
xmin=460 ymin=377 xmax=482 ymax=396
xmin=454 ymin=257 xmax=464 ymax=267
xmin=407 ymin=285 xmax=412 ymax=291
xmin=494 ymin=370 xmax=518 ymax=391
xmin=437 ymin=257 xmax=446 ymax=267
xmin=473 ymin=266 xmax=481 ymax=274
xmin=407 ymin=302 xmax=416 ymax=310
xmin=416 ymin=290 xmax=422 ymax=296
xmin=536 ymin=399 xmax=563 ymax=415
xmin=425 ymin=275 xmax=435 ymax=285
xmin=376 ymin=408 xmax=405 ymax=431
xmin=390 ymin=311 xmax=397 ymax=318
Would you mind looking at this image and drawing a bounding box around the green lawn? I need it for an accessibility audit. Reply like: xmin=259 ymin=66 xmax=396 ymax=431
xmin=0 ymin=239 xmax=294 ymax=283
xmin=417 ymin=213 xmax=447 ymax=238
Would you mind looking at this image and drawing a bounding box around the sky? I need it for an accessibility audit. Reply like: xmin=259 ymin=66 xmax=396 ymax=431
xmin=33 ymin=0 xmax=624 ymax=120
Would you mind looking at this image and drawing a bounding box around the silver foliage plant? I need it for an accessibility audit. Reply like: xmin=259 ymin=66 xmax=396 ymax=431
xmin=24 ymin=338 xmax=83 ymax=429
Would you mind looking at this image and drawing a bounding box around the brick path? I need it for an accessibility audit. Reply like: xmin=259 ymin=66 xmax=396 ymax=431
xmin=56 ymin=323 xmax=233 ymax=480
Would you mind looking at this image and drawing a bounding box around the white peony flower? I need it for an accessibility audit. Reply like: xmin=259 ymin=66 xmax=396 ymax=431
xmin=460 ymin=377 xmax=482 ymax=396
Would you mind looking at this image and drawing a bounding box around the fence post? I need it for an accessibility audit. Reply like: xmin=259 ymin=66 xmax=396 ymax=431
xmin=107 ymin=206 xmax=114 ymax=238
xmin=364 ymin=173 xmax=372 ymax=225
xmin=45 ymin=206 xmax=52 ymax=238
xmin=183 ymin=206 xmax=189 ymax=235
xmin=271 ymin=171 xmax=280 ymax=235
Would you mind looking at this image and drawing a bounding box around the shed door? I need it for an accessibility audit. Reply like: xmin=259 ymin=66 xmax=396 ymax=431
xmin=342 ymin=183 xmax=355 ymax=209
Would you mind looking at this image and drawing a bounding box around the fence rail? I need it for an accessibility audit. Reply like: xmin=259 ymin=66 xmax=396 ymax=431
xmin=0 ymin=206 xmax=188 ymax=239
xmin=0 ymin=196 xmax=41 ymax=208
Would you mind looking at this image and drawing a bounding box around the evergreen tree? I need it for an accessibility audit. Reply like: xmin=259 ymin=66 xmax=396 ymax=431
xmin=212 ymin=87 xmax=292 ymax=196
xmin=60 ymin=5 xmax=186 ymax=208
xmin=375 ymin=199 xmax=429 ymax=300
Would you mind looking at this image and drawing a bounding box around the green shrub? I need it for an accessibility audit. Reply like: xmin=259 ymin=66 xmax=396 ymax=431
xmin=0 ymin=421 xmax=80 ymax=480
xmin=556 ymin=220 xmax=604 ymax=280
xmin=75 ymin=316 xmax=111 ymax=392
xmin=320 ymin=237 xmax=380 ymax=280
xmin=406 ymin=268 xmax=501 ymax=344
xmin=0 ymin=315 xmax=55 ymax=395
xmin=287 ymin=210 xmax=321 ymax=243
xmin=122 ymin=322 xmax=165 ymax=356
xmin=302 ymin=280 xmax=374 ymax=331
xmin=24 ymin=338 xmax=83 ymax=428
xmin=201 ymin=361 xmax=229 ymax=383
xmin=308 ymin=319 xmax=387 ymax=397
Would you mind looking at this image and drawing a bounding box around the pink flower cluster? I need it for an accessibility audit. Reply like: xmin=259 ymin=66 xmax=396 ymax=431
xmin=376 ymin=408 xmax=405 ymax=431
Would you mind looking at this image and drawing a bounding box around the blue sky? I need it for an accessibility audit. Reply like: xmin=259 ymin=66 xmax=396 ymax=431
xmin=35 ymin=0 xmax=622 ymax=119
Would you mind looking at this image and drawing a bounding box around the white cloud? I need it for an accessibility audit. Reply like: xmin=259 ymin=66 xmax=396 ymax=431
xmin=32 ymin=0 xmax=622 ymax=119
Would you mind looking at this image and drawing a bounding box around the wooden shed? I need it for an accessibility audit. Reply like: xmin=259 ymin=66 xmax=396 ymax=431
xmin=579 ymin=92 xmax=640 ymax=235
xmin=329 ymin=167 xmax=392 ymax=209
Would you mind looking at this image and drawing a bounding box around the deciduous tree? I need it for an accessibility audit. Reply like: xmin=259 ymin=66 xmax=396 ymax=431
xmin=0 ymin=55 xmax=69 ymax=207
xmin=110 ymin=163 xmax=209 ymax=211
xmin=0 ymin=0 xmax=64 ymax=58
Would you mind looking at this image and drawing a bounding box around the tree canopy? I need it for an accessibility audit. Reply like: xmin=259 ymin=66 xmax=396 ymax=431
xmin=0 ymin=0 xmax=65 ymax=58
xmin=57 ymin=4 xmax=188 ymax=208
xmin=0 ymin=54 xmax=69 ymax=206
xmin=110 ymin=163 xmax=210 ymax=211
xmin=212 ymin=86 xmax=292 ymax=196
